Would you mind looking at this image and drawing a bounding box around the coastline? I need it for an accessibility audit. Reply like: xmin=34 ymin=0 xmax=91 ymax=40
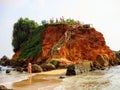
xmin=12 ymin=69 xmax=66 ymax=90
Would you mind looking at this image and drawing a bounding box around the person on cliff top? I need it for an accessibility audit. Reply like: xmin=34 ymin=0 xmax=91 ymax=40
xmin=56 ymin=18 xmax=58 ymax=23
xmin=50 ymin=18 xmax=54 ymax=23
xmin=60 ymin=16 xmax=64 ymax=22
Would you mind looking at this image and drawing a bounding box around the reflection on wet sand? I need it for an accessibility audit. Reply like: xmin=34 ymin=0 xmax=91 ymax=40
xmin=12 ymin=69 xmax=66 ymax=90
xmin=10 ymin=66 xmax=120 ymax=90
xmin=28 ymin=74 xmax=32 ymax=84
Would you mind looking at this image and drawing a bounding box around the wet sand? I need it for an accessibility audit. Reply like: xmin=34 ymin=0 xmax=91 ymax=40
xmin=12 ymin=69 xmax=66 ymax=90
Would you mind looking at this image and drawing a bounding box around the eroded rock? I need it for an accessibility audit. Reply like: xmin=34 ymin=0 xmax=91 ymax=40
xmin=66 ymin=60 xmax=92 ymax=76
xmin=41 ymin=63 xmax=56 ymax=71
xmin=32 ymin=64 xmax=43 ymax=73
xmin=6 ymin=69 xmax=11 ymax=73
xmin=66 ymin=64 xmax=76 ymax=76
xmin=0 ymin=85 xmax=9 ymax=90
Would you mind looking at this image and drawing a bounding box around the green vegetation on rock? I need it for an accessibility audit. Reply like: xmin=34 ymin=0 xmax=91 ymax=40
xmin=50 ymin=60 xmax=58 ymax=68
xmin=18 ymin=25 xmax=46 ymax=60
xmin=12 ymin=17 xmax=38 ymax=52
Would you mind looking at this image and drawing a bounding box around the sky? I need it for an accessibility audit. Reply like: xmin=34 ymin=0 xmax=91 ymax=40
xmin=0 ymin=0 xmax=120 ymax=58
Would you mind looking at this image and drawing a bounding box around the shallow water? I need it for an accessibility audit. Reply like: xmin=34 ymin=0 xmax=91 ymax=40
xmin=1 ymin=65 xmax=120 ymax=90
xmin=0 ymin=66 xmax=29 ymax=88
xmin=54 ymin=66 xmax=120 ymax=90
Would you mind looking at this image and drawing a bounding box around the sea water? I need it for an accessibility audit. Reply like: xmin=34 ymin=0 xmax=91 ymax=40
xmin=54 ymin=65 xmax=120 ymax=90
xmin=1 ymin=65 xmax=120 ymax=90
xmin=0 ymin=66 xmax=29 ymax=88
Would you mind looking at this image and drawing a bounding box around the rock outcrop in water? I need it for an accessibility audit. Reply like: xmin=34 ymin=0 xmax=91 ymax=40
xmin=0 ymin=55 xmax=14 ymax=66
xmin=0 ymin=85 xmax=11 ymax=90
xmin=12 ymin=22 xmax=119 ymax=73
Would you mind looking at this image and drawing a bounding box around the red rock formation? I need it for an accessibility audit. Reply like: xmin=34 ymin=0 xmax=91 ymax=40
xmin=40 ymin=24 xmax=69 ymax=61
xmin=43 ymin=25 xmax=114 ymax=62
xmin=12 ymin=50 xmax=21 ymax=61
xmin=59 ymin=27 xmax=115 ymax=62
xmin=12 ymin=24 xmax=116 ymax=65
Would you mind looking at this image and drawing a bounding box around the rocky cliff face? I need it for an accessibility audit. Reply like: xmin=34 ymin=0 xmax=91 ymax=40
xmin=12 ymin=24 xmax=117 ymax=66
xmin=42 ymin=24 xmax=115 ymax=63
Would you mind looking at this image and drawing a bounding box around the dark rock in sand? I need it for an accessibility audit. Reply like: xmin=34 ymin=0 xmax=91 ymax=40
xmin=6 ymin=69 xmax=11 ymax=73
xmin=66 ymin=64 xmax=76 ymax=76
xmin=41 ymin=63 xmax=56 ymax=71
xmin=32 ymin=64 xmax=43 ymax=73
xmin=0 ymin=85 xmax=9 ymax=90
xmin=66 ymin=61 xmax=93 ymax=75
xmin=17 ymin=67 xmax=24 ymax=72
xmin=59 ymin=76 xmax=65 ymax=79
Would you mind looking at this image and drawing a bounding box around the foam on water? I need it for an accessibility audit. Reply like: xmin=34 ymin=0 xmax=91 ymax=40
xmin=1 ymin=65 xmax=120 ymax=90
xmin=0 ymin=66 xmax=36 ymax=88
xmin=54 ymin=65 xmax=120 ymax=90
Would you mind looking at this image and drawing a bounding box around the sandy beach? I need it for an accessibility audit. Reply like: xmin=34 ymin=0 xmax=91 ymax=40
xmin=12 ymin=69 xmax=67 ymax=90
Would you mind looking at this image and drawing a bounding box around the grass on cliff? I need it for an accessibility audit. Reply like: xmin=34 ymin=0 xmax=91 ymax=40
xmin=18 ymin=26 xmax=46 ymax=60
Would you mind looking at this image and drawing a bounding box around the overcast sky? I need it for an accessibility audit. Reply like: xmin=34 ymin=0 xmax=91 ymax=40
xmin=0 ymin=0 xmax=120 ymax=58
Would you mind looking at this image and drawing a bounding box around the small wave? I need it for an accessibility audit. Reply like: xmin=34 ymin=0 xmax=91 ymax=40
xmin=0 ymin=66 xmax=37 ymax=88
xmin=54 ymin=85 xmax=66 ymax=90
xmin=54 ymin=65 xmax=120 ymax=90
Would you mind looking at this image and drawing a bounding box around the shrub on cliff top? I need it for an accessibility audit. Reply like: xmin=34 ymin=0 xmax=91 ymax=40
xmin=12 ymin=17 xmax=38 ymax=52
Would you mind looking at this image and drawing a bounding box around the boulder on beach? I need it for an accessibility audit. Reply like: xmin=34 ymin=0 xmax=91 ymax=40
xmin=32 ymin=64 xmax=43 ymax=73
xmin=41 ymin=63 xmax=56 ymax=71
xmin=0 ymin=85 xmax=9 ymax=90
xmin=66 ymin=64 xmax=76 ymax=76
xmin=6 ymin=69 xmax=11 ymax=73
xmin=16 ymin=67 xmax=24 ymax=72
xmin=66 ymin=60 xmax=92 ymax=76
